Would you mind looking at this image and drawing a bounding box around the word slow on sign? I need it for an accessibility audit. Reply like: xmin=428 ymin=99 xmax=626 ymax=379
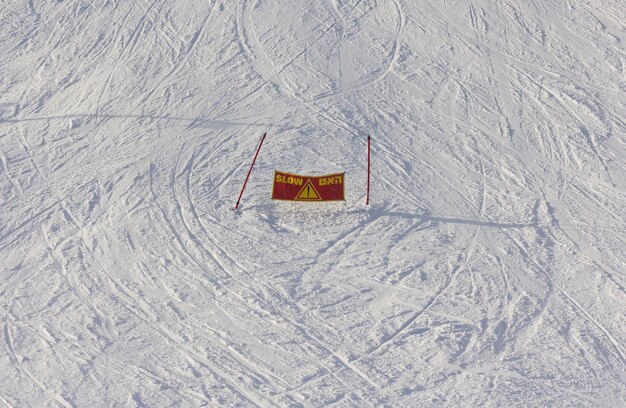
xmin=272 ymin=171 xmax=345 ymax=202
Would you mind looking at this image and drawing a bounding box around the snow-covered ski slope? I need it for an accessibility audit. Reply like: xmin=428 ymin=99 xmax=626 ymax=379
xmin=1 ymin=0 xmax=625 ymax=406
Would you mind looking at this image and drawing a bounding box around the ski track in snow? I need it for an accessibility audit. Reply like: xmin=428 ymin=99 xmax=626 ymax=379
xmin=1 ymin=0 xmax=625 ymax=406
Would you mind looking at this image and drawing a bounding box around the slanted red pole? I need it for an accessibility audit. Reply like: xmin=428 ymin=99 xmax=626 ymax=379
xmin=366 ymin=135 xmax=371 ymax=206
xmin=235 ymin=132 xmax=266 ymax=211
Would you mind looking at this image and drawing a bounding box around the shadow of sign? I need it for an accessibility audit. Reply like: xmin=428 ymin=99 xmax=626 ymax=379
xmin=381 ymin=209 xmax=536 ymax=230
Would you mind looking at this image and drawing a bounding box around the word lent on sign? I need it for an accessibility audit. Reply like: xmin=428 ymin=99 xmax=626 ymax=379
xmin=272 ymin=171 xmax=345 ymax=202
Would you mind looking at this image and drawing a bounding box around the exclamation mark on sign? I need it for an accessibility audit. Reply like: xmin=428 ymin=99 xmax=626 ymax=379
xmin=296 ymin=180 xmax=321 ymax=200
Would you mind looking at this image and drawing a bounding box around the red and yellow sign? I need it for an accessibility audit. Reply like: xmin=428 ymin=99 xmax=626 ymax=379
xmin=272 ymin=171 xmax=345 ymax=202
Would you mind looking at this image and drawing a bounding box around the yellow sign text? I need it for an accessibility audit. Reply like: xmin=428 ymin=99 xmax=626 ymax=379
xmin=319 ymin=175 xmax=343 ymax=186
xmin=275 ymin=174 xmax=303 ymax=186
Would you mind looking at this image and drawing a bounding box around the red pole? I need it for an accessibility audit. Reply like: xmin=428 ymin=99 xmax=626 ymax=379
xmin=366 ymin=135 xmax=371 ymax=206
xmin=234 ymin=132 xmax=266 ymax=211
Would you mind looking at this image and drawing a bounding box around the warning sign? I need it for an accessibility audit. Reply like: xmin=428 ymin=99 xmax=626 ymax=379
xmin=297 ymin=180 xmax=321 ymax=200
xmin=272 ymin=171 xmax=345 ymax=202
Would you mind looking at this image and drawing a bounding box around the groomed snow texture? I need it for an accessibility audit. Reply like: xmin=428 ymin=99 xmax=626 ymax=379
xmin=1 ymin=0 xmax=625 ymax=406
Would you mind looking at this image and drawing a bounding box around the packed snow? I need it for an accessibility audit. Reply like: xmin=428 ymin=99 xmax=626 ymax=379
xmin=1 ymin=0 xmax=625 ymax=406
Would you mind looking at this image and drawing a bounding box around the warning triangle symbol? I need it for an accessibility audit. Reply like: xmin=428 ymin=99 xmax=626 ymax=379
xmin=296 ymin=180 xmax=322 ymax=200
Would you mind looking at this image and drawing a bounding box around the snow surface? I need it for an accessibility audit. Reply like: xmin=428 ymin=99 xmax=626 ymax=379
xmin=1 ymin=0 xmax=625 ymax=406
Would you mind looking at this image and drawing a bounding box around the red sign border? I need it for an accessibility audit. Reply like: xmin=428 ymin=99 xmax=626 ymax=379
xmin=271 ymin=170 xmax=345 ymax=202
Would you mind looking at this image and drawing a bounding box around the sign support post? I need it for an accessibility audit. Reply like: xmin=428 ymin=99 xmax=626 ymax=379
xmin=234 ymin=132 xmax=266 ymax=211
xmin=366 ymin=135 xmax=371 ymax=206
